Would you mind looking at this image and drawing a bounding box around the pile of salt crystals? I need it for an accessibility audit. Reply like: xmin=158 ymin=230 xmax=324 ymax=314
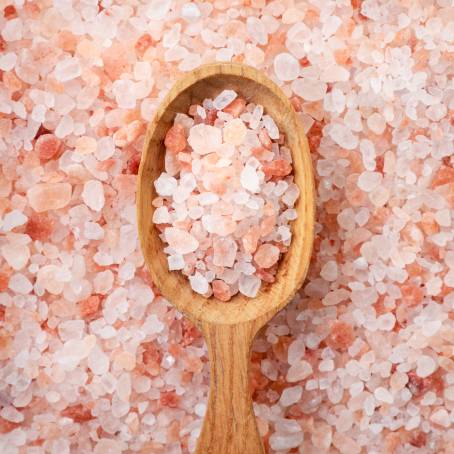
xmin=152 ymin=90 xmax=300 ymax=302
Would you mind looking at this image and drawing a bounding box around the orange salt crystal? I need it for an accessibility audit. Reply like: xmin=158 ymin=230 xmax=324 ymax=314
xmin=78 ymin=295 xmax=101 ymax=320
xmin=223 ymin=97 xmax=246 ymax=117
xmin=254 ymin=244 xmax=280 ymax=269
xmin=61 ymin=404 xmax=94 ymax=423
xmin=160 ymin=391 xmax=179 ymax=408
xmin=212 ymin=279 xmax=231 ymax=302
xmin=135 ymin=33 xmax=153 ymax=56
xmin=419 ymin=212 xmax=439 ymax=236
xmin=25 ymin=213 xmax=54 ymax=241
xmin=260 ymin=215 xmax=276 ymax=237
xmin=35 ymin=134 xmax=62 ymax=161
xmin=164 ymin=124 xmax=187 ymax=153
xmin=258 ymin=128 xmax=272 ymax=149
xmin=262 ymin=159 xmax=292 ymax=179
xmin=242 ymin=226 xmax=261 ymax=254
xmin=400 ymin=284 xmax=424 ymax=307
xmin=325 ymin=321 xmax=355 ymax=351
xmin=431 ymin=165 xmax=454 ymax=188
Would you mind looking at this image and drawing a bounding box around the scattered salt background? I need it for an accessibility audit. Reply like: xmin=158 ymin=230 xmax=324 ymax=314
xmin=153 ymin=93 xmax=298 ymax=301
xmin=0 ymin=1 xmax=453 ymax=453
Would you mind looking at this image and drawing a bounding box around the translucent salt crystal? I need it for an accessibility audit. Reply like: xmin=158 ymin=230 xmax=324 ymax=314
xmin=282 ymin=183 xmax=300 ymax=206
xmin=223 ymin=118 xmax=247 ymax=145
xmin=320 ymin=64 xmax=350 ymax=82
xmin=269 ymin=424 xmax=304 ymax=450
xmin=286 ymin=360 xmax=312 ymax=382
xmin=27 ymin=183 xmax=72 ymax=212
xmin=58 ymin=320 xmax=85 ymax=341
xmin=94 ymin=270 xmax=114 ymax=294
xmin=239 ymin=274 xmax=261 ymax=297
xmin=155 ymin=174 xmax=177 ymax=196
xmin=213 ymin=237 xmax=238 ymax=267
xmin=188 ymin=206 xmax=203 ymax=219
xmin=84 ymin=221 xmax=104 ymax=240
xmin=416 ymin=355 xmax=437 ymax=378
xmin=82 ymin=180 xmax=105 ymax=212
xmin=2 ymin=18 xmax=23 ymax=41
xmin=189 ymin=272 xmax=209 ymax=295
xmin=55 ymin=57 xmax=81 ymax=82
xmin=153 ymin=206 xmax=171 ymax=224
xmin=213 ymin=90 xmax=237 ymax=110
xmin=181 ymin=2 xmax=201 ymax=22
xmin=198 ymin=192 xmax=219 ymax=206
xmin=163 ymin=23 xmax=181 ymax=48
xmin=319 ymin=359 xmax=334 ymax=372
xmin=1 ymin=209 xmax=27 ymax=231
xmin=249 ymin=105 xmax=264 ymax=130
xmin=320 ymin=260 xmax=338 ymax=281
xmin=246 ymin=17 xmax=268 ymax=45
xmin=164 ymin=227 xmax=199 ymax=254
xmin=377 ymin=313 xmax=395 ymax=331
xmin=422 ymin=320 xmax=442 ymax=337
xmin=146 ymin=0 xmax=171 ymax=20
xmin=274 ymin=53 xmax=299 ymax=81
xmin=262 ymin=115 xmax=279 ymax=140
xmin=240 ymin=165 xmax=260 ymax=193
xmin=55 ymin=115 xmax=74 ymax=138
xmin=1 ymin=244 xmax=29 ymax=271
xmin=357 ymin=171 xmax=382 ymax=192
xmin=279 ymin=385 xmax=302 ymax=407
xmin=367 ymin=112 xmax=386 ymax=134
xmin=188 ymin=124 xmax=222 ymax=153
xmin=254 ymin=244 xmax=279 ymax=268
xmin=291 ymin=79 xmax=327 ymax=101
xmin=168 ymin=254 xmax=185 ymax=270
xmin=288 ymin=339 xmax=305 ymax=365
xmin=329 ymin=123 xmax=358 ymax=150
xmin=374 ymin=387 xmax=394 ymax=404
xmin=430 ymin=409 xmax=450 ymax=427
xmin=0 ymin=406 xmax=24 ymax=423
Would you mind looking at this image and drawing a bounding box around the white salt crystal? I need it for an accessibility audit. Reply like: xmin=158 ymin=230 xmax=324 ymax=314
xmin=357 ymin=171 xmax=383 ymax=192
xmin=164 ymin=227 xmax=199 ymax=254
xmin=262 ymin=115 xmax=279 ymax=140
xmin=181 ymin=2 xmax=201 ymax=22
xmin=194 ymin=403 xmax=206 ymax=417
xmin=94 ymin=270 xmax=114 ymax=294
xmin=367 ymin=112 xmax=386 ymax=135
xmin=238 ymin=274 xmax=261 ymax=297
xmin=188 ymin=124 xmax=222 ymax=153
xmin=240 ymin=165 xmax=260 ymax=193
xmin=8 ymin=273 xmax=32 ymax=294
xmin=146 ymin=0 xmax=171 ymax=20
xmin=143 ymin=314 xmax=164 ymax=335
xmin=1 ymin=244 xmax=29 ymax=271
xmin=291 ymin=79 xmax=327 ymax=101
xmin=213 ymin=90 xmax=237 ymax=110
xmin=430 ymin=409 xmax=450 ymax=427
xmin=198 ymin=192 xmax=219 ymax=206
xmin=377 ymin=313 xmax=395 ymax=331
xmin=416 ymin=355 xmax=437 ymax=378
xmin=82 ymin=180 xmax=105 ymax=212
xmin=269 ymin=429 xmax=303 ymax=450
xmin=2 ymin=18 xmax=22 ymax=41
xmin=88 ymin=346 xmax=110 ymax=375
xmin=1 ymin=210 xmax=27 ymax=231
xmin=319 ymin=359 xmax=334 ymax=372
xmin=0 ymin=52 xmax=17 ymax=71
xmin=320 ymin=261 xmax=338 ymax=281
xmin=246 ymin=17 xmax=268 ymax=45
xmin=168 ymin=254 xmax=185 ymax=271
xmin=249 ymin=105 xmax=263 ymax=129
xmin=155 ymin=174 xmax=178 ymax=196
xmin=117 ymin=373 xmax=132 ymax=402
xmin=0 ymin=406 xmax=24 ymax=423
xmin=422 ymin=320 xmax=442 ymax=337
xmin=189 ymin=272 xmax=209 ymax=295
xmin=84 ymin=221 xmax=104 ymax=240
xmin=435 ymin=209 xmax=450 ymax=227
xmin=279 ymin=386 xmax=302 ymax=407
xmin=374 ymin=387 xmax=394 ymax=404
xmin=55 ymin=57 xmax=82 ymax=82
xmin=329 ymin=123 xmax=358 ymax=150
xmin=274 ymin=53 xmax=299 ymax=82
xmin=286 ymin=360 xmax=312 ymax=382
xmin=153 ymin=206 xmax=171 ymax=224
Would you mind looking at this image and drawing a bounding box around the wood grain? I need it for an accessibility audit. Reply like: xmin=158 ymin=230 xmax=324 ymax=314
xmin=137 ymin=63 xmax=315 ymax=454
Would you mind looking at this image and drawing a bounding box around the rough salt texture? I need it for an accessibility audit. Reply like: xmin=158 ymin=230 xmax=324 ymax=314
xmin=153 ymin=94 xmax=297 ymax=301
xmin=0 ymin=1 xmax=454 ymax=453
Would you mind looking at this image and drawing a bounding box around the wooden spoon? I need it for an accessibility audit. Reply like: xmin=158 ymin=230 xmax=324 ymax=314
xmin=137 ymin=63 xmax=315 ymax=454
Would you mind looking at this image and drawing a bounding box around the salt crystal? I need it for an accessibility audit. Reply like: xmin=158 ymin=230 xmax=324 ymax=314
xmin=1 ymin=210 xmax=27 ymax=231
xmin=55 ymin=57 xmax=82 ymax=82
xmin=213 ymin=90 xmax=237 ymax=110
xmin=240 ymin=165 xmax=260 ymax=193
xmin=367 ymin=112 xmax=386 ymax=135
xmin=153 ymin=206 xmax=171 ymax=224
xmin=329 ymin=124 xmax=358 ymax=150
xmin=27 ymin=183 xmax=72 ymax=212
xmin=416 ymin=355 xmax=437 ymax=378
xmin=223 ymin=118 xmax=247 ymax=145
xmin=374 ymin=387 xmax=394 ymax=404
xmin=274 ymin=53 xmax=299 ymax=82
xmin=430 ymin=409 xmax=450 ymax=427
xmin=181 ymin=2 xmax=201 ymax=22
xmin=8 ymin=273 xmax=33 ymax=294
xmin=286 ymin=360 xmax=312 ymax=382
xmin=82 ymin=180 xmax=105 ymax=212
xmin=213 ymin=237 xmax=237 ymax=267
xmin=2 ymin=18 xmax=22 ymax=41
xmin=320 ymin=261 xmax=338 ymax=281
xmin=357 ymin=171 xmax=383 ymax=192
xmin=292 ymin=79 xmax=327 ymax=101
xmin=238 ymin=274 xmax=261 ymax=297
xmin=189 ymin=272 xmax=209 ymax=295
xmin=188 ymin=124 xmax=222 ymax=153
xmin=254 ymin=244 xmax=280 ymax=268
xmin=0 ymin=406 xmax=24 ymax=423
xmin=155 ymin=174 xmax=178 ymax=196
xmin=164 ymin=228 xmax=199 ymax=254
xmin=146 ymin=0 xmax=171 ymax=20
xmin=246 ymin=17 xmax=268 ymax=45
xmin=1 ymin=244 xmax=29 ymax=271
xmin=279 ymin=385 xmax=302 ymax=406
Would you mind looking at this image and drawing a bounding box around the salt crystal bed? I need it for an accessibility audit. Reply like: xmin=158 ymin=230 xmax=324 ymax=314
xmin=1 ymin=1 xmax=454 ymax=453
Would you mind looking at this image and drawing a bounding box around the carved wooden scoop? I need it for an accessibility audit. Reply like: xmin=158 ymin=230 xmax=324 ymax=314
xmin=137 ymin=63 xmax=314 ymax=454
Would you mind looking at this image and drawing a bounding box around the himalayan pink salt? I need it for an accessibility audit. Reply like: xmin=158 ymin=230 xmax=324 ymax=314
xmin=164 ymin=124 xmax=187 ymax=153
xmin=153 ymin=91 xmax=298 ymax=301
xmin=27 ymin=183 xmax=72 ymax=212
xmin=35 ymin=134 xmax=61 ymax=161
xmin=254 ymin=244 xmax=280 ymax=269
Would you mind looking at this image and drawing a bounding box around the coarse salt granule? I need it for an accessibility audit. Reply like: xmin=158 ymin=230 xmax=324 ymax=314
xmin=153 ymin=92 xmax=299 ymax=301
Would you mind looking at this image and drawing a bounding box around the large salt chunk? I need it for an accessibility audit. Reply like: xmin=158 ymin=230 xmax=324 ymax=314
xmin=239 ymin=274 xmax=261 ymax=297
xmin=274 ymin=53 xmax=300 ymax=81
xmin=55 ymin=57 xmax=82 ymax=82
xmin=240 ymin=165 xmax=260 ymax=193
xmin=223 ymin=118 xmax=247 ymax=145
xmin=292 ymin=79 xmax=327 ymax=101
xmin=246 ymin=17 xmax=268 ymax=45
xmin=8 ymin=273 xmax=33 ymax=295
xmin=416 ymin=355 xmax=437 ymax=378
xmin=189 ymin=272 xmax=209 ymax=295
xmin=1 ymin=210 xmax=27 ymax=231
xmin=153 ymin=206 xmax=171 ymax=224
xmin=213 ymin=90 xmax=237 ymax=110
xmin=329 ymin=123 xmax=358 ymax=150
xmin=164 ymin=227 xmax=199 ymax=254
xmin=286 ymin=360 xmax=312 ymax=382
xmin=213 ymin=237 xmax=238 ymax=267
xmin=82 ymin=180 xmax=105 ymax=212
xmin=1 ymin=244 xmax=29 ymax=270
xmin=27 ymin=183 xmax=72 ymax=212
xmin=154 ymin=173 xmax=177 ymax=196
xmin=254 ymin=244 xmax=280 ymax=268
xmin=146 ymin=0 xmax=171 ymax=20
xmin=188 ymin=124 xmax=222 ymax=154
xmin=279 ymin=385 xmax=303 ymax=407
xmin=357 ymin=171 xmax=382 ymax=192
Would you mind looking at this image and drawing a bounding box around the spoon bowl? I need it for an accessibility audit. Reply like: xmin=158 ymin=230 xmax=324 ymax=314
xmin=137 ymin=63 xmax=314 ymax=454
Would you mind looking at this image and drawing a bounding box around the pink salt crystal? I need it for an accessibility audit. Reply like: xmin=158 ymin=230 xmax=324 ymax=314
xmin=258 ymin=128 xmax=272 ymax=149
xmin=188 ymin=124 xmax=222 ymax=154
xmin=223 ymin=118 xmax=247 ymax=145
xmin=242 ymin=226 xmax=261 ymax=253
xmin=164 ymin=227 xmax=199 ymax=254
xmin=27 ymin=183 xmax=72 ymax=212
xmin=164 ymin=124 xmax=187 ymax=153
xmin=212 ymin=279 xmax=231 ymax=302
xmin=223 ymin=98 xmax=246 ymax=117
xmin=213 ymin=237 xmax=237 ymax=267
xmin=35 ymin=134 xmax=61 ymax=161
xmin=254 ymin=244 xmax=280 ymax=269
xmin=263 ymin=160 xmax=292 ymax=179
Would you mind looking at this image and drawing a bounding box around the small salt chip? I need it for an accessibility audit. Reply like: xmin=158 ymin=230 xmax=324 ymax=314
xmin=213 ymin=90 xmax=237 ymax=110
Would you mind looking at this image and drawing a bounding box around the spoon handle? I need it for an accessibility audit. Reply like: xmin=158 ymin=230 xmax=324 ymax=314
xmin=196 ymin=322 xmax=264 ymax=454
